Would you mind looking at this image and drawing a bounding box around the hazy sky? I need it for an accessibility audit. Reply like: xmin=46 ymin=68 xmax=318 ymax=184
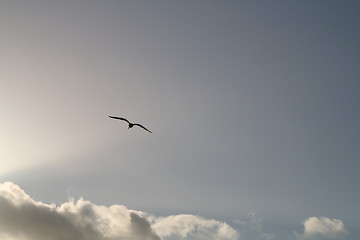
xmin=1 ymin=1 xmax=359 ymax=240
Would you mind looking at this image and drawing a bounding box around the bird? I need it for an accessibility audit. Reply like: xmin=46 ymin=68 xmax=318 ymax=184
xmin=109 ymin=116 xmax=152 ymax=133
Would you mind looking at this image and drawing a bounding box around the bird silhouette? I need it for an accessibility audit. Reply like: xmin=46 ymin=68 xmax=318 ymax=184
xmin=109 ymin=116 xmax=152 ymax=133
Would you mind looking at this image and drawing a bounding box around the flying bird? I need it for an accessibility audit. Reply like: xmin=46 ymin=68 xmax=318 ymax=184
xmin=109 ymin=116 xmax=152 ymax=133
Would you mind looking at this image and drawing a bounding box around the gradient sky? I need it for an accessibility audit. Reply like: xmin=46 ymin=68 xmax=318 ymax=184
xmin=1 ymin=1 xmax=360 ymax=240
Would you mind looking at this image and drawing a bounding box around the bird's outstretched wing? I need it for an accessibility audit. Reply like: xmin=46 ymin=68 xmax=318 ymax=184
xmin=109 ymin=116 xmax=130 ymax=123
xmin=133 ymin=123 xmax=152 ymax=133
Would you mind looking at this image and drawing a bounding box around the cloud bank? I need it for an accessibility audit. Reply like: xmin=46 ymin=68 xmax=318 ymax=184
xmin=0 ymin=182 xmax=238 ymax=240
xmin=1 ymin=182 xmax=350 ymax=240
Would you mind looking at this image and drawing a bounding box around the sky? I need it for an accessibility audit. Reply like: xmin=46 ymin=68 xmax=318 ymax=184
xmin=1 ymin=1 xmax=360 ymax=240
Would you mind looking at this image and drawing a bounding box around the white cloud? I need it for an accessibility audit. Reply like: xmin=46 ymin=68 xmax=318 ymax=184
xmin=151 ymin=214 xmax=239 ymax=240
xmin=295 ymin=216 xmax=348 ymax=240
xmin=0 ymin=182 xmax=238 ymax=240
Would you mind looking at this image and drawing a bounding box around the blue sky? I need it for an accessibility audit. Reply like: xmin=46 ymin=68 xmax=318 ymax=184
xmin=1 ymin=1 xmax=359 ymax=239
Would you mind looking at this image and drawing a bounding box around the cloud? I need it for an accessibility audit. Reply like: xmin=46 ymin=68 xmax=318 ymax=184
xmin=0 ymin=182 xmax=238 ymax=240
xmin=0 ymin=182 xmax=159 ymax=240
xmin=234 ymin=212 xmax=275 ymax=240
xmin=3 ymin=182 xmax=349 ymax=240
xmin=151 ymin=214 xmax=239 ymax=240
xmin=295 ymin=216 xmax=348 ymax=240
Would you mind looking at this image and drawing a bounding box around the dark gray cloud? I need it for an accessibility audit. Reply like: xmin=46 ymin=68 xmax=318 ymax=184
xmin=130 ymin=212 xmax=161 ymax=240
